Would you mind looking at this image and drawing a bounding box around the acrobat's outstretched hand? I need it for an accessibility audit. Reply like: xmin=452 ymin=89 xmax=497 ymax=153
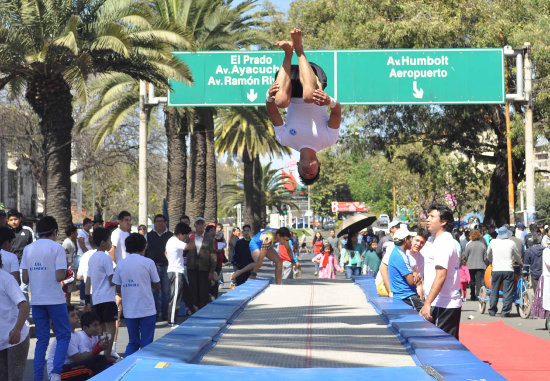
xmin=312 ymin=89 xmax=331 ymax=106
xmin=267 ymin=81 xmax=280 ymax=101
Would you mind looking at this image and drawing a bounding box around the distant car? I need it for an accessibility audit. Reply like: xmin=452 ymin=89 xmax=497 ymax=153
xmin=323 ymin=220 xmax=335 ymax=230
xmin=378 ymin=214 xmax=390 ymax=227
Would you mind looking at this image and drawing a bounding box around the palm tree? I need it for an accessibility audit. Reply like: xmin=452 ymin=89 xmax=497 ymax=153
xmin=179 ymin=0 xmax=270 ymax=222
xmin=79 ymin=0 xmax=269 ymax=224
xmin=0 ymin=0 xmax=191 ymax=237
xmin=220 ymin=162 xmax=297 ymax=225
xmin=215 ymin=107 xmax=290 ymax=231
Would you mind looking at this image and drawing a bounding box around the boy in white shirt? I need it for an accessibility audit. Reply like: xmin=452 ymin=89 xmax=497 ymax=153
xmin=113 ymin=233 xmax=160 ymax=357
xmin=77 ymin=248 xmax=96 ymax=306
xmin=85 ymin=228 xmax=117 ymax=359
xmin=20 ymin=216 xmax=71 ymax=381
xmin=62 ymin=226 xmax=78 ymax=269
xmin=48 ymin=308 xmax=110 ymax=380
xmin=166 ymin=222 xmax=194 ymax=327
xmin=0 ymin=226 xmax=20 ymax=284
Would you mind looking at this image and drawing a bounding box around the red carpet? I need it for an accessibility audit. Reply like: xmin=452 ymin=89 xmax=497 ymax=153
xmin=460 ymin=321 xmax=550 ymax=380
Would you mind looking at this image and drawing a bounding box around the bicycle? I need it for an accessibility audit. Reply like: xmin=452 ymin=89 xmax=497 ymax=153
xmin=478 ymin=264 xmax=534 ymax=318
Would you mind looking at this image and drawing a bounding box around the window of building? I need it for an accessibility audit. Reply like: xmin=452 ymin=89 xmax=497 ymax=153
xmin=8 ymin=170 xmax=17 ymax=198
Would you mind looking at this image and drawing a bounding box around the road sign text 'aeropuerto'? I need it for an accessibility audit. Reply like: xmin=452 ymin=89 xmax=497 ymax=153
xmin=168 ymin=49 xmax=504 ymax=107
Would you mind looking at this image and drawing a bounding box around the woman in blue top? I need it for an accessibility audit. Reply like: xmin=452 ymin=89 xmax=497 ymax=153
xmin=339 ymin=231 xmax=365 ymax=278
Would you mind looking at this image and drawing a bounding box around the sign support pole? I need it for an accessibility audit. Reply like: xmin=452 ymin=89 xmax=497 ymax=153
xmin=524 ymin=43 xmax=536 ymax=224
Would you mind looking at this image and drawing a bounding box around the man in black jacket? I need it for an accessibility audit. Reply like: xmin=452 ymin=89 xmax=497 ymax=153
xmin=145 ymin=214 xmax=173 ymax=321
xmin=7 ymin=209 xmax=34 ymax=262
xmin=7 ymin=209 xmax=34 ymax=300
xmin=524 ymin=243 xmax=544 ymax=292
xmin=232 ymin=225 xmax=253 ymax=286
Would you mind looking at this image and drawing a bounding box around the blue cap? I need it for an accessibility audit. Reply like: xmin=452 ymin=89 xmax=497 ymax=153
xmin=516 ymin=222 xmax=525 ymax=227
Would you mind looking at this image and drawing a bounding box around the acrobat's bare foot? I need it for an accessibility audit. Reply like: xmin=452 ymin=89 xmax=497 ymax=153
xmin=291 ymin=28 xmax=303 ymax=54
xmin=275 ymin=40 xmax=293 ymax=55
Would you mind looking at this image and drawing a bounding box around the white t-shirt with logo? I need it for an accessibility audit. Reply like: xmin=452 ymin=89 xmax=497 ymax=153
xmin=0 ymin=249 xmax=19 ymax=274
xmin=0 ymin=270 xmax=30 ymax=351
xmin=166 ymin=236 xmax=188 ymax=273
xmin=76 ymin=229 xmax=92 ymax=257
xmin=20 ymin=239 xmax=67 ymax=305
xmin=111 ymin=228 xmax=130 ymax=263
xmin=423 ymin=232 xmax=462 ymax=309
xmin=87 ymin=250 xmax=115 ymax=305
xmin=77 ymin=249 xmax=97 ymax=282
xmin=274 ymin=99 xmax=339 ymax=152
xmin=46 ymin=332 xmax=80 ymax=376
xmin=112 ymin=254 xmax=160 ymax=318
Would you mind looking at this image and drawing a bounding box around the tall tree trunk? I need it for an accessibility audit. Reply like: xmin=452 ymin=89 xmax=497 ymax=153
xmin=242 ymin=148 xmax=254 ymax=230
xmin=483 ymin=106 xmax=524 ymax=226
xmin=26 ymin=71 xmax=73 ymax=240
xmin=186 ymin=108 xmax=207 ymax=222
xmin=252 ymin=156 xmax=262 ymax=231
xmin=204 ymin=108 xmax=217 ymax=222
xmin=165 ymin=108 xmax=188 ymax=229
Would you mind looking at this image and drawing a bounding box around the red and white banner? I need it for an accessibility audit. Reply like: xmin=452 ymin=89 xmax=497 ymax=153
xmin=331 ymin=202 xmax=369 ymax=213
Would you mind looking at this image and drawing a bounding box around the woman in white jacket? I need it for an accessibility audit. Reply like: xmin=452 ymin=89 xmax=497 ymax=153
xmin=532 ymin=247 xmax=550 ymax=325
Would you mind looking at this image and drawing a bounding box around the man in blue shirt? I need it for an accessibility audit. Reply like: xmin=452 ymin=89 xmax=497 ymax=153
xmin=388 ymin=226 xmax=424 ymax=311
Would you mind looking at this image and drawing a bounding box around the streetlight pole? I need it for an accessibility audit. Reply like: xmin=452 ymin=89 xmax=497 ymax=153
xmin=138 ymin=81 xmax=167 ymax=227
xmin=524 ymin=43 xmax=536 ymax=224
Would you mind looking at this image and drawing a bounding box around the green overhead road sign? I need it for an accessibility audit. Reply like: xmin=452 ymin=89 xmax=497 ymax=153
xmin=168 ymin=49 xmax=504 ymax=106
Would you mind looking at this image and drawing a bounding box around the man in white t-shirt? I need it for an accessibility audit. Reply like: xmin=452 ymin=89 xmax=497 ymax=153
xmin=266 ymin=28 xmax=341 ymax=185
xmin=108 ymin=211 xmax=131 ymax=265
xmin=406 ymin=227 xmax=429 ymax=299
xmin=20 ymin=216 xmax=71 ymax=381
xmin=86 ymin=227 xmax=118 ymax=358
xmin=76 ymin=218 xmax=93 ymax=268
xmin=62 ymin=226 xmax=78 ymax=269
xmin=0 ymin=226 xmax=21 ymax=284
xmin=420 ymin=204 xmax=462 ymax=339
xmin=113 ymin=233 xmax=160 ymax=357
xmin=166 ymin=222 xmax=194 ymax=327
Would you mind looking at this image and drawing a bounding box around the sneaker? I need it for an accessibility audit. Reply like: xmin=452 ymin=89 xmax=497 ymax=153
xmin=502 ymin=312 xmax=512 ymax=317
xmin=489 ymin=311 xmax=496 ymax=316
xmin=49 ymin=374 xmax=61 ymax=381
xmin=111 ymin=350 xmax=121 ymax=359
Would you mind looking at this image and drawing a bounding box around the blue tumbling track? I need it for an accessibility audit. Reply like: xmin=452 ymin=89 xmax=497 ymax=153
xmin=90 ymin=276 xmax=505 ymax=381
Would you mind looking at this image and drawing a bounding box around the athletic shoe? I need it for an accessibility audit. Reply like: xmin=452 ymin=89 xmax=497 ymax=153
xmin=111 ymin=350 xmax=121 ymax=359
xmin=489 ymin=311 xmax=496 ymax=316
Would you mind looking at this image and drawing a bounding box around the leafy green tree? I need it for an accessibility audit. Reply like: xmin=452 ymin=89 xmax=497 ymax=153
xmin=0 ymin=0 xmax=190 ymax=236
xmin=284 ymin=0 xmax=550 ymax=225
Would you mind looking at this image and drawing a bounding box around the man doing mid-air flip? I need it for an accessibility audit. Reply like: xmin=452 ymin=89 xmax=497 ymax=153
xmin=266 ymin=28 xmax=342 ymax=185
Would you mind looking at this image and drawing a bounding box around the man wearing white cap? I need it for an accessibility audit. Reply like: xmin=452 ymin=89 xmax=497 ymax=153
xmin=388 ymin=226 xmax=424 ymax=311
xmin=487 ymin=226 xmax=522 ymax=317
xmin=376 ymin=220 xmax=400 ymax=258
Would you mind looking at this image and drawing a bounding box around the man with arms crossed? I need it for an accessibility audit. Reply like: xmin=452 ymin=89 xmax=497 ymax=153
xmin=266 ymin=28 xmax=341 ymax=185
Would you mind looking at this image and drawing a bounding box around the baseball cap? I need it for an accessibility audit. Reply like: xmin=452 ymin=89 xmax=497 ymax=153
xmin=194 ymin=216 xmax=206 ymax=224
xmin=389 ymin=220 xmax=400 ymax=229
xmin=393 ymin=226 xmax=417 ymax=241
xmin=516 ymin=222 xmax=525 ymax=227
